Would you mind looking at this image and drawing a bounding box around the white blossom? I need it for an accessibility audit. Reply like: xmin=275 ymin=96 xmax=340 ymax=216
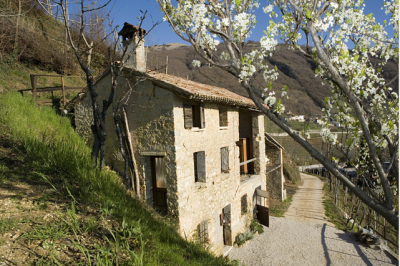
xmin=192 ymin=60 xmax=201 ymax=67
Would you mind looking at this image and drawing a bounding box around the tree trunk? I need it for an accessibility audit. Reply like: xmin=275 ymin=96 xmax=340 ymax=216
xmin=14 ymin=0 xmax=21 ymax=53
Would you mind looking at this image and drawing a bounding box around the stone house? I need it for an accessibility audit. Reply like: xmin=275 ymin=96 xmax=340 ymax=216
xmin=69 ymin=23 xmax=274 ymax=255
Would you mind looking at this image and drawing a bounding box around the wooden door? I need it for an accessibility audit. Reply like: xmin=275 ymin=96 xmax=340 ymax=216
xmin=256 ymin=189 xmax=269 ymax=227
xmin=151 ymin=157 xmax=167 ymax=211
xmin=238 ymin=138 xmax=248 ymax=174
xmin=222 ymin=204 xmax=232 ymax=246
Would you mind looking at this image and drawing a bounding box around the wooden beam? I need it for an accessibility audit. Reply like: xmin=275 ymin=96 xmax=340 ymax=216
xmin=239 ymin=157 xmax=257 ymax=166
xmin=19 ymin=87 xmax=82 ymax=93
xmin=123 ymin=109 xmax=141 ymax=198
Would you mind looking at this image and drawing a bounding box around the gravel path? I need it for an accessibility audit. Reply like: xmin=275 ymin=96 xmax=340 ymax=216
xmin=228 ymin=173 xmax=397 ymax=265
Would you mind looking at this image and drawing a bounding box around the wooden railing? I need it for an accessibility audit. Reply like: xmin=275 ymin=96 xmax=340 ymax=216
xmin=21 ymin=74 xmax=83 ymax=108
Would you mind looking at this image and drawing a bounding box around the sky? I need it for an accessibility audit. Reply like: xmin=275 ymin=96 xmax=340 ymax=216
xmin=109 ymin=0 xmax=395 ymax=46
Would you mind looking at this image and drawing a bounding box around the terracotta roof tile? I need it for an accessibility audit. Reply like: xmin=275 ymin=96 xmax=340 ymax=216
xmin=144 ymin=70 xmax=257 ymax=108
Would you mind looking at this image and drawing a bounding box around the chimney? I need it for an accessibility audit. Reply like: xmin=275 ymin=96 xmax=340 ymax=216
xmin=118 ymin=22 xmax=147 ymax=72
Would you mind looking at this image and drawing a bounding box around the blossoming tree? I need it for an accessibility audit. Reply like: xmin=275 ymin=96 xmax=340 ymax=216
xmin=158 ymin=0 xmax=399 ymax=228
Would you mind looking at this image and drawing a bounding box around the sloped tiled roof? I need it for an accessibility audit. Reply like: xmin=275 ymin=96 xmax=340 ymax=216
xmin=66 ymin=66 xmax=259 ymax=111
xmin=143 ymin=70 xmax=257 ymax=108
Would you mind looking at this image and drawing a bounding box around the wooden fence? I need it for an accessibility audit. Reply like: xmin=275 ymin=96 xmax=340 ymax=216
xmin=18 ymin=74 xmax=83 ymax=108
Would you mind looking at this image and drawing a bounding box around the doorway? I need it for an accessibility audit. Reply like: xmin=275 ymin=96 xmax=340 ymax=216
xmin=151 ymin=156 xmax=167 ymax=212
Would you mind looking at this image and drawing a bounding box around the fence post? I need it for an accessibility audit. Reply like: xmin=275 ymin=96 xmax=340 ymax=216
xmin=61 ymin=76 xmax=65 ymax=108
xmin=383 ymin=219 xmax=386 ymax=240
xmin=30 ymin=74 xmax=37 ymax=102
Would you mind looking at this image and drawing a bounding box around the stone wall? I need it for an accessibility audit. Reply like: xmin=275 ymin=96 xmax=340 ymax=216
xmin=74 ymin=72 xmax=179 ymax=217
xmin=125 ymin=80 xmax=179 ymax=216
xmin=252 ymin=113 xmax=266 ymax=176
xmin=266 ymin=148 xmax=285 ymax=200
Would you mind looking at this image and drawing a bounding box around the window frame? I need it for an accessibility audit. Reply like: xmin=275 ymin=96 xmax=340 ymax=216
xmin=184 ymin=102 xmax=205 ymax=129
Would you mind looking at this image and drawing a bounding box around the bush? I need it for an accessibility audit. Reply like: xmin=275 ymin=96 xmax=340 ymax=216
xmin=234 ymin=231 xmax=254 ymax=246
xmin=250 ymin=219 xmax=264 ymax=234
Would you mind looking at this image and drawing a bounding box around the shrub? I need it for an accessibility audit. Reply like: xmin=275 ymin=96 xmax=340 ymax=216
xmin=234 ymin=231 xmax=254 ymax=246
xmin=250 ymin=219 xmax=264 ymax=234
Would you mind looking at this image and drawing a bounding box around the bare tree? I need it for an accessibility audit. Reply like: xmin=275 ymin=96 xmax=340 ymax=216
xmin=54 ymin=0 xmax=160 ymax=199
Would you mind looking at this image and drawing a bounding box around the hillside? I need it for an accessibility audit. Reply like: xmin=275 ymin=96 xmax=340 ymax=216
xmin=146 ymin=43 xmax=399 ymax=116
xmin=0 ymin=0 xmax=109 ymax=92
xmin=0 ymin=92 xmax=236 ymax=265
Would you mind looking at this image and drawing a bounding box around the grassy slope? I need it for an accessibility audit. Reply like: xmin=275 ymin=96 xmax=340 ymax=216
xmin=0 ymin=55 xmax=85 ymax=93
xmin=0 ymin=92 xmax=235 ymax=265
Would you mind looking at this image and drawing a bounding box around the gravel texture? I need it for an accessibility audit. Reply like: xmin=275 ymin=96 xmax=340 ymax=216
xmin=228 ymin=173 xmax=397 ymax=265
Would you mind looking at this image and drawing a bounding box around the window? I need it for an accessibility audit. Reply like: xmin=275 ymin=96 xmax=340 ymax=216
xmin=220 ymin=147 xmax=229 ymax=173
xmin=184 ymin=102 xmax=205 ymax=129
xmin=219 ymin=107 xmax=228 ymax=127
xmin=197 ymin=220 xmax=209 ymax=244
xmin=194 ymin=151 xmax=206 ymax=182
xmin=241 ymin=194 xmax=248 ymax=215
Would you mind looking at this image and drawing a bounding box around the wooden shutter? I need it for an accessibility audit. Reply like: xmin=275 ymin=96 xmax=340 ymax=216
xmin=222 ymin=204 xmax=232 ymax=246
xmin=151 ymin=157 xmax=167 ymax=211
xmin=183 ymin=102 xmax=193 ymax=129
xmin=155 ymin=157 xmax=166 ymax=188
xmin=256 ymin=189 xmax=269 ymax=227
xmin=238 ymin=138 xmax=248 ymax=174
xmin=241 ymin=194 xmax=247 ymax=215
xmin=221 ymin=147 xmax=229 ymax=173
xmin=195 ymin=151 xmax=206 ymax=182
xmin=197 ymin=220 xmax=209 ymax=243
xmin=200 ymin=103 xmax=205 ymax=128
xmin=219 ymin=108 xmax=228 ymax=127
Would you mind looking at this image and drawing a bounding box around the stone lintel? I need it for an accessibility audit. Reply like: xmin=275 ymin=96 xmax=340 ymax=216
xmin=140 ymin=151 xmax=166 ymax=156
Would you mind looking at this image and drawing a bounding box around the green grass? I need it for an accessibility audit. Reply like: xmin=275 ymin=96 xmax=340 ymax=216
xmin=322 ymin=182 xmax=349 ymax=231
xmin=269 ymin=197 xmax=293 ymax=217
xmin=0 ymin=92 xmax=235 ymax=265
xmin=0 ymin=54 xmax=85 ymax=93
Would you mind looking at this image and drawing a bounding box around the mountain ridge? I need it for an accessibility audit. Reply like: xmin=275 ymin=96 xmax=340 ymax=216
xmin=145 ymin=42 xmax=398 ymax=116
